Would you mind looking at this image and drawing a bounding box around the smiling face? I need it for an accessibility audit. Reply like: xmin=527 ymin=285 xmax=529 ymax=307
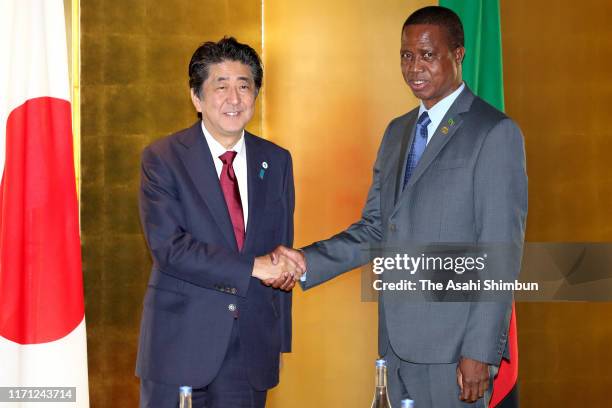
xmin=191 ymin=60 xmax=256 ymax=147
xmin=400 ymin=24 xmax=464 ymax=109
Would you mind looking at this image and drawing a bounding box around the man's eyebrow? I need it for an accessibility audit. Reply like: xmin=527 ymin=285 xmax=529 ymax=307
xmin=213 ymin=76 xmax=252 ymax=82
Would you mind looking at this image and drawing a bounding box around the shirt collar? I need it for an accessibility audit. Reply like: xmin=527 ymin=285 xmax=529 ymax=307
xmin=201 ymin=121 xmax=246 ymax=159
xmin=418 ymin=82 xmax=465 ymax=127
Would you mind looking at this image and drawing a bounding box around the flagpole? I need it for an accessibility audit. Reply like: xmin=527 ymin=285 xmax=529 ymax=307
xmin=71 ymin=0 xmax=81 ymax=201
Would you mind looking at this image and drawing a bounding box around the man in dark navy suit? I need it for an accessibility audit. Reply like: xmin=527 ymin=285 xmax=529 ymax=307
xmin=136 ymin=37 xmax=303 ymax=408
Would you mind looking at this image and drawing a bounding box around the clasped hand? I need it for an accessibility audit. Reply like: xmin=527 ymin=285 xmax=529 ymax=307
xmin=251 ymin=246 xmax=307 ymax=291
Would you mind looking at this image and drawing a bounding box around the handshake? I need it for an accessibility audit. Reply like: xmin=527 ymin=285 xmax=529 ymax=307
xmin=251 ymin=246 xmax=307 ymax=291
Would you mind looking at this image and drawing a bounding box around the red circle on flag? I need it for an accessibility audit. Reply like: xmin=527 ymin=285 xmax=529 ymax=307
xmin=0 ymin=97 xmax=84 ymax=344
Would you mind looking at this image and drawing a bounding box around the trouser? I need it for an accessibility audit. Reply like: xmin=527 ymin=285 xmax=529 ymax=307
xmin=384 ymin=345 xmax=497 ymax=408
xmin=140 ymin=321 xmax=267 ymax=408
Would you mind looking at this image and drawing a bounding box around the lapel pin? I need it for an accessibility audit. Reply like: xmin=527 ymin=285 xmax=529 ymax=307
xmin=447 ymin=118 xmax=455 ymax=126
xmin=259 ymin=161 xmax=268 ymax=179
xmin=441 ymin=126 xmax=449 ymax=135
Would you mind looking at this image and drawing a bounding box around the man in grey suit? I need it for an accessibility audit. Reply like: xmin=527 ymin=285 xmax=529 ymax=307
xmin=271 ymin=5 xmax=527 ymax=408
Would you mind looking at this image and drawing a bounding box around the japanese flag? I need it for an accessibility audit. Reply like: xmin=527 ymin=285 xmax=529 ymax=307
xmin=0 ymin=1 xmax=89 ymax=406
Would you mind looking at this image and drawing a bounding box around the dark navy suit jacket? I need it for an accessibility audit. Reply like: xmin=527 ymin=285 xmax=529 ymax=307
xmin=135 ymin=122 xmax=294 ymax=391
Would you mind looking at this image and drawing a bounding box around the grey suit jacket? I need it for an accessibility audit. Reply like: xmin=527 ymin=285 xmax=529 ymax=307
xmin=301 ymin=86 xmax=527 ymax=366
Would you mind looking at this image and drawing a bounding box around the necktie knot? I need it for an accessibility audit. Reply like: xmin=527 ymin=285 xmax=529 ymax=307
xmin=417 ymin=111 xmax=431 ymax=130
xmin=219 ymin=151 xmax=238 ymax=165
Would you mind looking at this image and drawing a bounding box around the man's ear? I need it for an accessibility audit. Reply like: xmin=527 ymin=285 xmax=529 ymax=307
xmin=190 ymin=89 xmax=203 ymax=112
xmin=455 ymin=46 xmax=466 ymax=64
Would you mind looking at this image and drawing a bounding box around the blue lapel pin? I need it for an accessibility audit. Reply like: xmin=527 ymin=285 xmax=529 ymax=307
xmin=259 ymin=161 xmax=268 ymax=179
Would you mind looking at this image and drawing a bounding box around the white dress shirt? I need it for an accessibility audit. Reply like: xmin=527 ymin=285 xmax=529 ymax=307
xmin=201 ymin=122 xmax=249 ymax=228
xmin=419 ymin=82 xmax=465 ymax=145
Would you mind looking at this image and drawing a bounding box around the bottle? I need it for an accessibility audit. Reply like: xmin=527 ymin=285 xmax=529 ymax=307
xmin=401 ymin=399 xmax=415 ymax=408
xmin=370 ymin=359 xmax=392 ymax=408
xmin=179 ymin=386 xmax=192 ymax=408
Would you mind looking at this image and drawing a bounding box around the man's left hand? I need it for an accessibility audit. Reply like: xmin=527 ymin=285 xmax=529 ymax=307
xmin=456 ymin=357 xmax=490 ymax=403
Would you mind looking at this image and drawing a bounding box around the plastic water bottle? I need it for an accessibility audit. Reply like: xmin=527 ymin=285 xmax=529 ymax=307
xmin=401 ymin=399 xmax=415 ymax=408
xmin=370 ymin=359 xmax=392 ymax=408
xmin=179 ymin=386 xmax=192 ymax=408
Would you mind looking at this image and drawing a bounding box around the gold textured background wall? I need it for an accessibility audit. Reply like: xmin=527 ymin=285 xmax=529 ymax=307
xmin=263 ymin=1 xmax=432 ymax=406
xmin=501 ymin=0 xmax=612 ymax=405
xmin=80 ymin=1 xmax=261 ymax=406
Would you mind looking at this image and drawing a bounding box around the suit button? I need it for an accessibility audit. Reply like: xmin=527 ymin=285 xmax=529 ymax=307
xmin=228 ymin=304 xmax=237 ymax=312
xmin=390 ymin=224 xmax=397 ymax=232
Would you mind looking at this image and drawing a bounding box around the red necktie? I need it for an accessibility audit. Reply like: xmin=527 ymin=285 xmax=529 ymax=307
xmin=219 ymin=151 xmax=245 ymax=250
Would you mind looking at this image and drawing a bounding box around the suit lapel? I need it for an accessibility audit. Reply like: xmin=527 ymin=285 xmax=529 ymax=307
xmin=243 ymin=133 xmax=269 ymax=253
xmin=178 ymin=123 xmax=237 ymax=250
xmin=392 ymin=111 xmax=418 ymax=205
xmin=396 ymin=88 xmax=475 ymax=202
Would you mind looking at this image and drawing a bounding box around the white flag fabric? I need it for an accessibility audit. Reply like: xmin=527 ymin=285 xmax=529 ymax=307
xmin=0 ymin=1 xmax=89 ymax=407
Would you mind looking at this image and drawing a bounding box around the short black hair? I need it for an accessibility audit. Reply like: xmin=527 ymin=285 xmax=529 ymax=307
xmin=188 ymin=37 xmax=263 ymax=97
xmin=402 ymin=6 xmax=464 ymax=50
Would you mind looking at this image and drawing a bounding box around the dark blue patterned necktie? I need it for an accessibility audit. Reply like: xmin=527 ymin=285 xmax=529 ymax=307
xmin=403 ymin=111 xmax=431 ymax=189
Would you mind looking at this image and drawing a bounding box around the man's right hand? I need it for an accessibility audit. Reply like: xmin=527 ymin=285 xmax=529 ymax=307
xmin=252 ymin=251 xmax=304 ymax=290
xmin=264 ymin=246 xmax=307 ymax=290
xmin=270 ymin=246 xmax=307 ymax=271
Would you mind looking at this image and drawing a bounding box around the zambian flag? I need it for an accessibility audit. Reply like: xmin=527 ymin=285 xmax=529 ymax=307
xmin=439 ymin=1 xmax=519 ymax=407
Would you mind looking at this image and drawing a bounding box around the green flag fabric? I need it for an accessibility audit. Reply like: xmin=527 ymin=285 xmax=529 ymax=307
xmin=439 ymin=0 xmax=505 ymax=111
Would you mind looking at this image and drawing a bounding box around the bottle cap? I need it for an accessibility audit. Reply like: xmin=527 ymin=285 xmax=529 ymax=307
xmin=375 ymin=359 xmax=387 ymax=367
xmin=401 ymin=399 xmax=415 ymax=408
xmin=179 ymin=386 xmax=192 ymax=395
